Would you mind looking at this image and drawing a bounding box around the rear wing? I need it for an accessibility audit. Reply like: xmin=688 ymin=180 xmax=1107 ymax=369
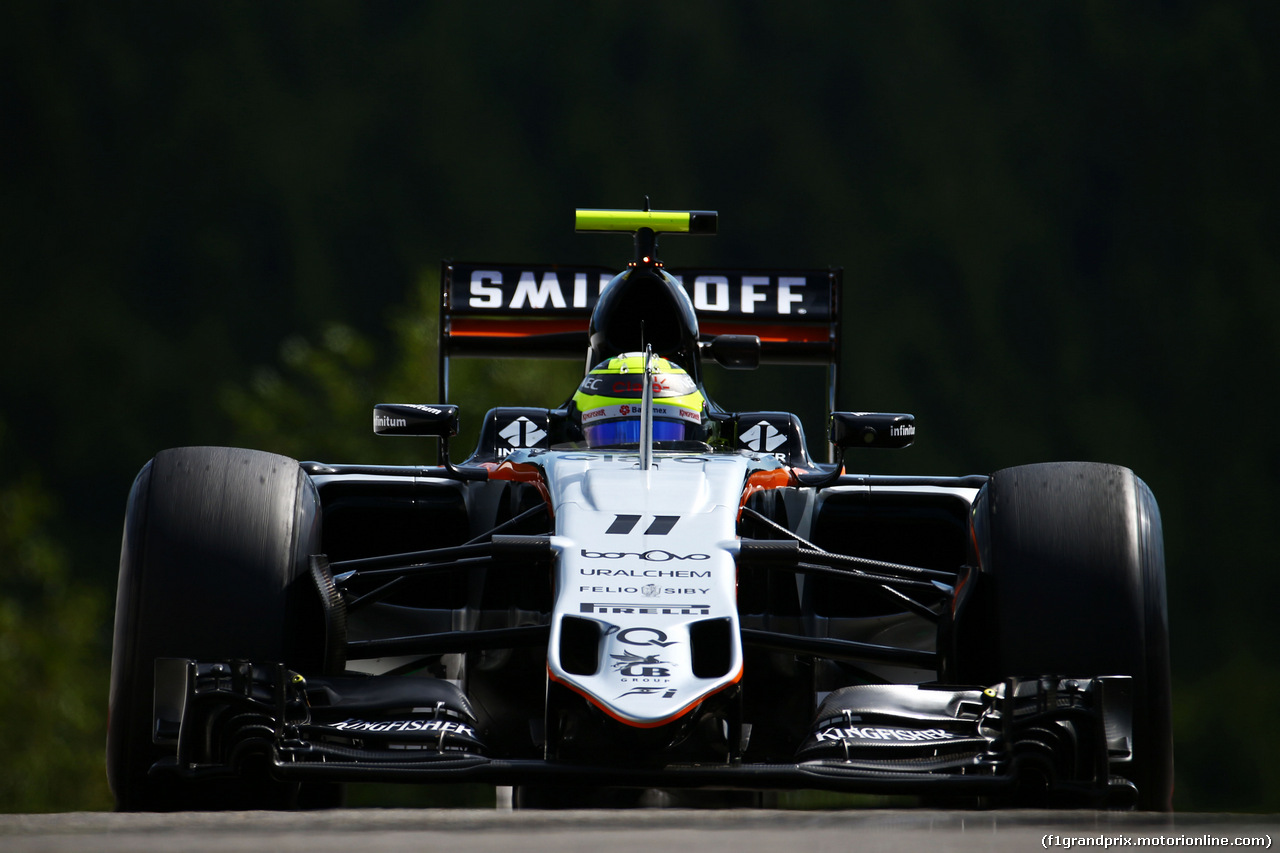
xmin=439 ymin=261 xmax=842 ymax=404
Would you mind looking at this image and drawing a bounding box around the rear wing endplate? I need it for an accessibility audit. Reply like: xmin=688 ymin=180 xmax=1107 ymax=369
xmin=439 ymin=262 xmax=841 ymax=404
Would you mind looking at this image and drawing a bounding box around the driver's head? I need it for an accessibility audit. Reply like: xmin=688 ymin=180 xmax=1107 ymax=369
xmin=571 ymin=353 xmax=705 ymax=448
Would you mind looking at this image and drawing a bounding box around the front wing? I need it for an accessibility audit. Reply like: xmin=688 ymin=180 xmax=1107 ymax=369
xmin=151 ymin=659 xmax=1138 ymax=807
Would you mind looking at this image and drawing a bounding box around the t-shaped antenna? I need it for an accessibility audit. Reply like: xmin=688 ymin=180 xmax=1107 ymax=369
xmin=575 ymin=207 xmax=718 ymax=269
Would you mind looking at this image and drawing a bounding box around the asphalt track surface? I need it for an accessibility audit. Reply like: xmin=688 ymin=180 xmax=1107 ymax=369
xmin=3 ymin=809 xmax=1277 ymax=853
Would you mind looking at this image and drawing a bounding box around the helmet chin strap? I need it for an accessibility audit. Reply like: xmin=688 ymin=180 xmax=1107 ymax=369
xmin=639 ymin=344 xmax=655 ymax=471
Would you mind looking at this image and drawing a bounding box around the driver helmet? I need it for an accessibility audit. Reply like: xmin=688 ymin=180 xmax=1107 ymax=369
xmin=571 ymin=353 xmax=705 ymax=448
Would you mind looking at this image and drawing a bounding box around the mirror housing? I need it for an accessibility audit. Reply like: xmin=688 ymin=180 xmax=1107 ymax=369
xmin=373 ymin=403 xmax=459 ymax=438
xmin=830 ymin=412 xmax=915 ymax=450
xmin=705 ymin=334 xmax=761 ymax=370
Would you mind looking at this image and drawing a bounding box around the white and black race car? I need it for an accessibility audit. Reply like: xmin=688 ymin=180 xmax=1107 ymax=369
xmin=106 ymin=208 xmax=1172 ymax=811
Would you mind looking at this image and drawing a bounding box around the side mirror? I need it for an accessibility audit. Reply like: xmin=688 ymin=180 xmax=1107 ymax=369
xmin=705 ymin=334 xmax=761 ymax=369
xmin=372 ymin=403 xmax=486 ymax=481
xmin=373 ymin=403 xmax=459 ymax=438
xmin=830 ymin=412 xmax=915 ymax=450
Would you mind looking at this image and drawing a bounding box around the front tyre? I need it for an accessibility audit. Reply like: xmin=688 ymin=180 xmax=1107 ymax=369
xmin=107 ymin=447 xmax=330 ymax=811
xmin=947 ymin=462 xmax=1173 ymax=810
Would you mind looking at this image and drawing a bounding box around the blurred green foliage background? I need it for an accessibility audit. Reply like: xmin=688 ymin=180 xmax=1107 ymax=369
xmin=1 ymin=1 xmax=1276 ymax=812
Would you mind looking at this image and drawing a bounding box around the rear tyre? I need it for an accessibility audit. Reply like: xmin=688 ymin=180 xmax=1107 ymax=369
xmin=107 ymin=447 xmax=333 ymax=811
xmin=947 ymin=462 xmax=1172 ymax=810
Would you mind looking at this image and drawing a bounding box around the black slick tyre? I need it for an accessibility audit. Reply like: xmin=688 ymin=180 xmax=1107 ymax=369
xmin=948 ymin=461 xmax=1173 ymax=810
xmin=106 ymin=447 xmax=329 ymax=811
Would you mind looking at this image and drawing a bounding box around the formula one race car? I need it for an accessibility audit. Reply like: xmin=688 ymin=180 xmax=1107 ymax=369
xmin=106 ymin=208 xmax=1172 ymax=812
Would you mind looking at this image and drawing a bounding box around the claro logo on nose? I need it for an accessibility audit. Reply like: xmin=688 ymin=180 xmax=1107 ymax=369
xmin=580 ymin=549 xmax=710 ymax=562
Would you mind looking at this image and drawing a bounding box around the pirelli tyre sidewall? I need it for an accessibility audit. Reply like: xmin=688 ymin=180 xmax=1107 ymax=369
xmin=948 ymin=461 xmax=1173 ymax=810
xmin=106 ymin=447 xmax=326 ymax=811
